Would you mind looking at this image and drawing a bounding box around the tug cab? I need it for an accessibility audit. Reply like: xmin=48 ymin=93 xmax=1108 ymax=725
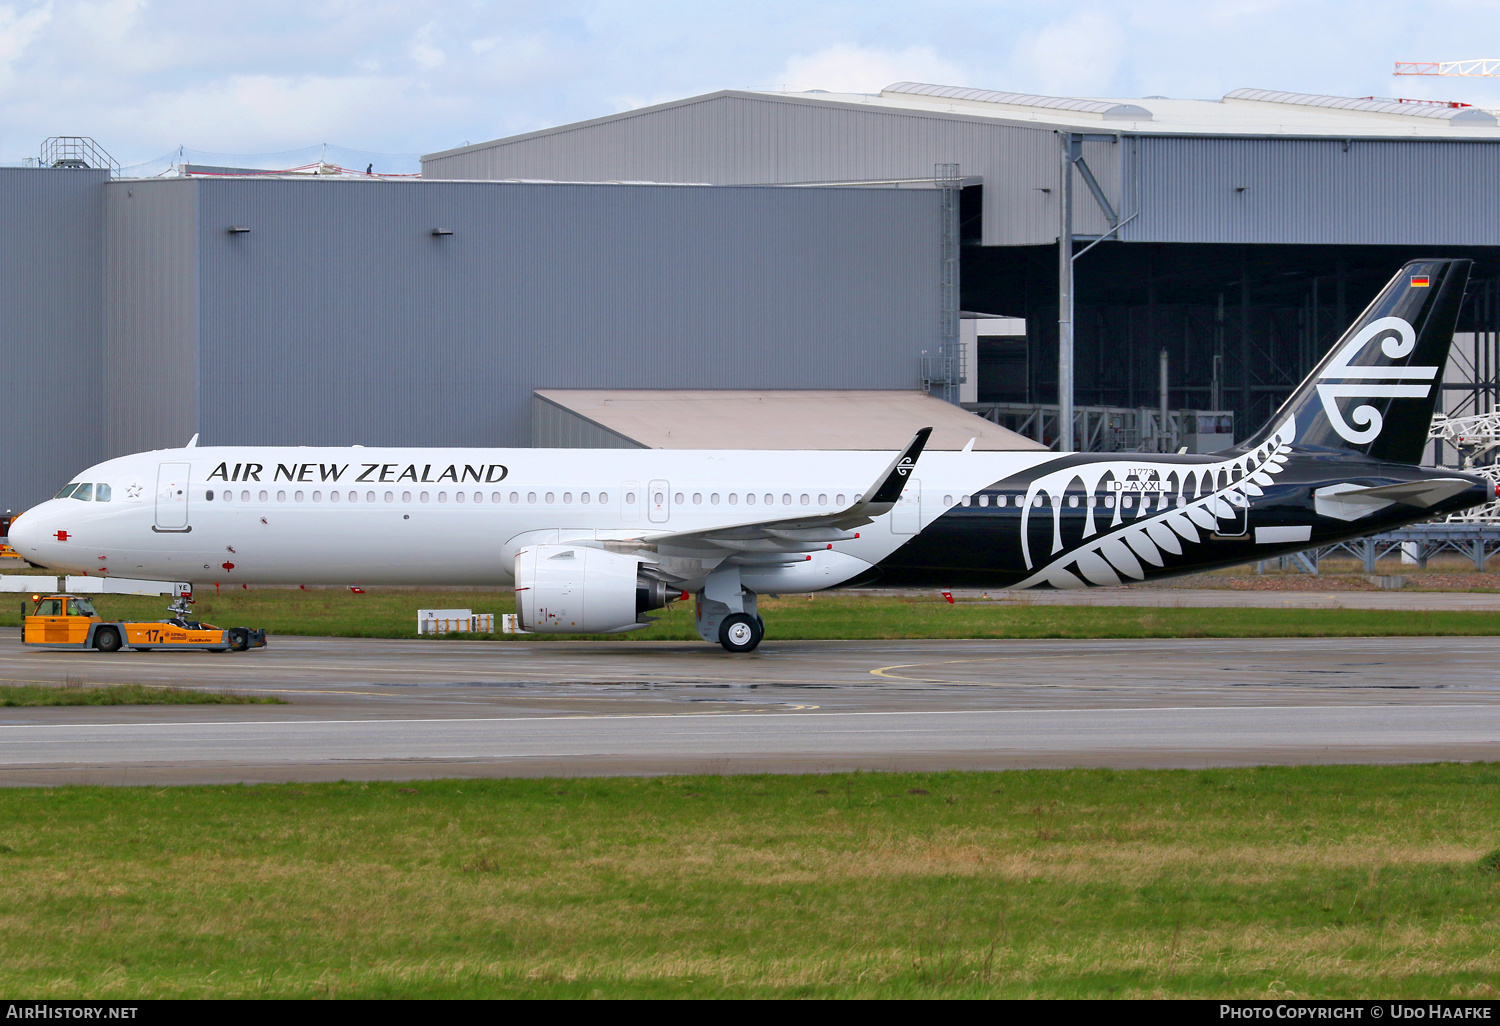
xmin=25 ymin=595 xmax=102 ymax=645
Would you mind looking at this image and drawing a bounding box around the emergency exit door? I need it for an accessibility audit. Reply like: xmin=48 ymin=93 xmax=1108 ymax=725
xmin=648 ymin=480 xmax=670 ymax=523
xmin=155 ymin=462 xmax=191 ymax=532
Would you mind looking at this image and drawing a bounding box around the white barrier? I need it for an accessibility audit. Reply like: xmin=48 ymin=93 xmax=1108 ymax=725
xmin=501 ymin=613 xmax=528 ymax=634
xmin=0 ymin=576 xmax=57 ymax=593
xmin=417 ymin=609 xmax=495 ymax=634
xmin=64 ymin=577 xmax=183 ymax=597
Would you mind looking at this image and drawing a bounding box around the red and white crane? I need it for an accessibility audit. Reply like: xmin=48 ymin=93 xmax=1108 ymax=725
xmin=1394 ymin=59 xmax=1500 ymax=76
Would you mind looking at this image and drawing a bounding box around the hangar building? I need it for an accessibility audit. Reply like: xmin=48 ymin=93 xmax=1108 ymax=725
xmin=424 ymin=83 xmax=1500 ymax=452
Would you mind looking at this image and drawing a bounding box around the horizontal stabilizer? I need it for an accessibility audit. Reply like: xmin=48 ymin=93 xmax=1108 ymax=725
xmin=1336 ymin=478 xmax=1475 ymax=508
xmin=1314 ymin=477 xmax=1475 ymax=521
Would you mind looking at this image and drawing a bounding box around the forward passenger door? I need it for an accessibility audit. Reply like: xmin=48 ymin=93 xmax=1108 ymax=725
xmin=154 ymin=462 xmax=191 ymax=532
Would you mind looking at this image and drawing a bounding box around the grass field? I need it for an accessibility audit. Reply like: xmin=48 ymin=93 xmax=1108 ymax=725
xmin=2 ymin=588 xmax=1500 ymax=641
xmin=2 ymin=765 xmax=1498 ymax=998
xmin=0 ymin=683 xmax=282 ymax=706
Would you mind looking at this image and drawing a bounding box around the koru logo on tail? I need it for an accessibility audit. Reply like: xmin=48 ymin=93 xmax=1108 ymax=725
xmin=895 ymin=457 xmax=915 ymax=476
xmin=1315 ymin=316 xmax=1436 ymax=444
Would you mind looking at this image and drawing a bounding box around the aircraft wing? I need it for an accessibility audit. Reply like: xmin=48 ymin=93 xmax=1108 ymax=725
xmin=631 ymin=428 xmax=931 ymax=579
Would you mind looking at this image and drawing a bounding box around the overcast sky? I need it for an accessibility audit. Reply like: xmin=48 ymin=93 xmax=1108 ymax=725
xmin=4 ymin=0 xmax=1500 ymax=168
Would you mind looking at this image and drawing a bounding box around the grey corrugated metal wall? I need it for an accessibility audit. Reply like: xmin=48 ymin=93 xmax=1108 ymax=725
xmin=531 ymin=397 xmax=644 ymax=448
xmin=421 ymin=93 xmax=1108 ymax=245
xmin=0 ymin=169 xmax=106 ymax=511
xmin=424 ymin=91 xmax=1500 ymax=248
xmin=111 ymin=178 xmax=939 ymax=450
xmin=104 ymin=180 xmax=199 ymax=458
xmin=1127 ymin=136 xmax=1500 ymax=245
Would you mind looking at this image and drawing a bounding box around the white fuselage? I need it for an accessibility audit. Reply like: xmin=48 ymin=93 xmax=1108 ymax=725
xmin=11 ymin=445 xmax=1055 ymax=590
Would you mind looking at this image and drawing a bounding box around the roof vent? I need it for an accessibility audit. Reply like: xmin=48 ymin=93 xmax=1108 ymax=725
xmin=1451 ymin=107 xmax=1499 ymax=125
xmin=1226 ymin=87 xmax=1497 ymax=126
xmin=883 ymin=82 xmax=1152 ymax=121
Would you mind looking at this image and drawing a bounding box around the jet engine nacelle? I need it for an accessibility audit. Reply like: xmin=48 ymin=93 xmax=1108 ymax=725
xmin=514 ymin=543 xmax=669 ymax=634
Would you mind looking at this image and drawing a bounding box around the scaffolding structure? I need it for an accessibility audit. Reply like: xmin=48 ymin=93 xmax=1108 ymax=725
xmin=967 ymin=402 xmax=1233 ymax=453
xmin=923 ymin=163 xmax=965 ymax=404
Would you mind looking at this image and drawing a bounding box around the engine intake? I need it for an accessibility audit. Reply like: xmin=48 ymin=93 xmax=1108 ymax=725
xmin=515 ymin=544 xmax=668 ymax=634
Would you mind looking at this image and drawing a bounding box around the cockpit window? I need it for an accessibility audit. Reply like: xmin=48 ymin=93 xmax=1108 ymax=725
xmin=71 ymin=483 xmax=93 ymax=502
xmin=94 ymin=484 xmax=111 ymax=502
xmin=55 ymin=483 xmax=78 ymax=499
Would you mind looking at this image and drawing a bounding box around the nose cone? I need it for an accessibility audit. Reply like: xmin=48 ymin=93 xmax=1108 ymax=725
xmin=8 ymin=502 xmax=68 ymax=569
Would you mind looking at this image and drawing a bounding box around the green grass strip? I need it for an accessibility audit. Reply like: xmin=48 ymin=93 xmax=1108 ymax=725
xmin=1 ymin=765 xmax=1499 ymax=997
xmin=0 ymin=683 xmax=283 ymax=706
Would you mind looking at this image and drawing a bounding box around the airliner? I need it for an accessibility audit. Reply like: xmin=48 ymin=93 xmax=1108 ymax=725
xmin=10 ymin=259 xmax=1492 ymax=652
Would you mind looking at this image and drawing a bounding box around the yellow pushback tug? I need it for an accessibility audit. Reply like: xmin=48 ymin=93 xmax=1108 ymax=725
xmin=22 ymin=593 xmax=266 ymax=653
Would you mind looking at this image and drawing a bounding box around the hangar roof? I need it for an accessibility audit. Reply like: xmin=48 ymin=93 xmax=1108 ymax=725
xmin=424 ymin=82 xmax=1499 ymax=168
xmin=783 ymin=82 xmax=1500 ymax=138
xmin=532 ymin=390 xmax=1046 ymax=451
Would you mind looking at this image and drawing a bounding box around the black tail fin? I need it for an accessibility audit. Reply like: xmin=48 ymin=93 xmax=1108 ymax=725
xmin=1245 ymin=258 xmax=1470 ymax=464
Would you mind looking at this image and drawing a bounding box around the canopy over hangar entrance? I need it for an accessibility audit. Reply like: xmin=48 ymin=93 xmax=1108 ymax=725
xmin=532 ymin=390 xmax=1046 ymax=451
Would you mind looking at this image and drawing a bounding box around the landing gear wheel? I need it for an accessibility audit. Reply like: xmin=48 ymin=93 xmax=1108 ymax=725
xmin=718 ymin=613 xmax=763 ymax=653
xmin=94 ymin=628 xmax=121 ymax=653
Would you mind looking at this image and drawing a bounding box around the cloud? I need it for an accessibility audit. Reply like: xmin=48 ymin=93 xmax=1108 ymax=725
xmin=7 ymin=1 xmax=1500 ymax=168
xmin=1008 ymin=8 xmax=1125 ymax=96
xmin=410 ymin=21 xmax=446 ymax=70
xmin=778 ymin=43 xmax=966 ymax=94
xmin=0 ymin=1 xmax=53 ymax=87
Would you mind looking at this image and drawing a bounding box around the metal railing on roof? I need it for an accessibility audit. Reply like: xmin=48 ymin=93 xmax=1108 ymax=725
xmin=38 ymin=137 xmax=119 ymax=176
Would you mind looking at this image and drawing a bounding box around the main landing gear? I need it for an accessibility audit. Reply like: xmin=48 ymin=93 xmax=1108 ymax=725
xmin=695 ymin=567 xmax=766 ymax=653
xmin=717 ymin=613 xmax=764 ymax=653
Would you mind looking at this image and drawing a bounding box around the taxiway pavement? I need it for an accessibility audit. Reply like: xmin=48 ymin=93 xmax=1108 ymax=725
xmin=1 ymin=630 xmax=1497 ymax=784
